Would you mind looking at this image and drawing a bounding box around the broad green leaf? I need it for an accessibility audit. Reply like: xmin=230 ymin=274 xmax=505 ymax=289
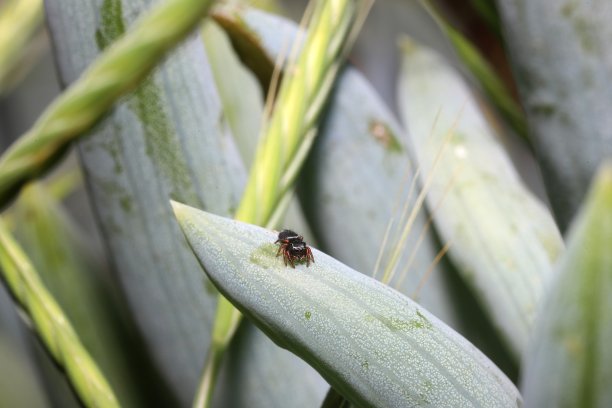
xmin=218 ymin=5 xmax=517 ymax=376
xmin=46 ymin=0 xmax=244 ymax=401
xmin=495 ymin=0 xmax=612 ymax=231
xmin=399 ymin=38 xmax=564 ymax=357
xmin=173 ymin=201 xmax=522 ymax=408
xmin=521 ymin=163 xmax=612 ymax=407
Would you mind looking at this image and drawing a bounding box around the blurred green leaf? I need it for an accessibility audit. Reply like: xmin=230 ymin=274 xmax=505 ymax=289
xmin=0 ymin=0 xmax=43 ymax=92
xmin=202 ymin=20 xmax=264 ymax=168
xmin=46 ymin=0 xmax=241 ymax=402
xmin=0 ymin=285 xmax=50 ymax=408
xmin=422 ymin=1 xmax=528 ymax=143
xmin=0 ymin=220 xmax=119 ymax=408
xmin=399 ymin=38 xmax=564 ymax=358
xmin=212 ymin=322 xmax=329 ymax=407
xmin=173 ymin=202 xmax=522 ymax=408
xmin=468 ymin=0 xmax=501 ymax=32
xmin=521 ymin=163 xmax=612 ymax=407
xmin=495 ymin=0 xmax=612 ymax=231
xmin=9 ymin=182 xmax=157 ymax=407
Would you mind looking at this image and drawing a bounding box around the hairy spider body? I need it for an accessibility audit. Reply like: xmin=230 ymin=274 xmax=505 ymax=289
xmin=274 ymin=229 xmax=315 ymax=268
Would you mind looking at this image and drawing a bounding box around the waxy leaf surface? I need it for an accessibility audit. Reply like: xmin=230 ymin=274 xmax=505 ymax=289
xmin=174 ymin=202 xmax=522 ymax=408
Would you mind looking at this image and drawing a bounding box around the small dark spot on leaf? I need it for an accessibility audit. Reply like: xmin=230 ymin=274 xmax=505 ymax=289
xmin=369 ymin=120 xmax=403 ymax=152
xmin=304 ymin=311 xmax=311 ymax=320
xmin=119 ymin=196 xmax=133 ymax=212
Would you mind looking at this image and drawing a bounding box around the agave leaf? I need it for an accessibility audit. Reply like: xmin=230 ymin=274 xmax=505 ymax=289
xmin=173 ymin=201 xmax=522 ymax=408
xmin=46 ymin=0 xmax=244 ymax=401
xmin=494 ymin=0 xmax=612 ymax=231
xmin=521 ymin=164 xmax=612 ymax=407
xmin=398 ymin=38 xmax=564 ymax=357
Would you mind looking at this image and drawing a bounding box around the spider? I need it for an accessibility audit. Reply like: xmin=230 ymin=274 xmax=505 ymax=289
xmin=274 ymin=229 xmax=315 ymax=268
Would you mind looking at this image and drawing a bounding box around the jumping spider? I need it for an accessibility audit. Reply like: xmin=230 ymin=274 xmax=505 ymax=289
xmin=274 ymin=229 xmax=315 ymax=268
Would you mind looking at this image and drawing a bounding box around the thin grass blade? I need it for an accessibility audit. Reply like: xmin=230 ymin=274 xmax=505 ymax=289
xmin=7 ymin=182 xmax=162 ymax=406
xmin=421 ymin=1 xmax=528 ymax=143
xmin=0 ymin=220 xmax=119 ymax=408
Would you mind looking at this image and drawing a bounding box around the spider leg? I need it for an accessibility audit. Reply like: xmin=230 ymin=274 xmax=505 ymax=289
xmin=306 ymin=247 xmax=314 ymax=266
xmin=276 ymin=244 xmax=283 ymax=257
xmin=289 ymin=256 xmax=295 ymax=268
xmin=282 ymin=249 xmax=289 ymax=266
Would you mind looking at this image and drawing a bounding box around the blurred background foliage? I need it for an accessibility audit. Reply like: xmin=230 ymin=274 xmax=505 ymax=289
xmin=0 ymin=0 xmax=610 ymax=407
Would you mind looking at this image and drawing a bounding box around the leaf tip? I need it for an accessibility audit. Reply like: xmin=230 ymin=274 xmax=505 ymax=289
xmin=587 ymin=161 xmax=612 ymax=211
xmin=170 ymin=199 xmax=192 ymax=224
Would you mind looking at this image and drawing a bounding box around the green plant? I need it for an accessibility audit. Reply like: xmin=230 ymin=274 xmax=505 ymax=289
xmin=1 ymin=0 xmax=611 ymax=407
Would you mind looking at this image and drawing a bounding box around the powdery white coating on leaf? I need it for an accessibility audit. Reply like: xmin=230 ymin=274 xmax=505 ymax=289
xmin=399 ymin=40 xmax=564 ymax=358
xmin=173 ymin=202 xmax=521 ymax=408
xmin=495 ymin=0 xmax=612 ymax=231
